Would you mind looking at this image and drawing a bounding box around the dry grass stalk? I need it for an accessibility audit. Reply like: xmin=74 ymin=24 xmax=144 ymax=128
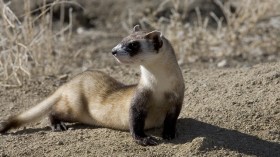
xmin=0 ymin=0 xmax=74 ymax=87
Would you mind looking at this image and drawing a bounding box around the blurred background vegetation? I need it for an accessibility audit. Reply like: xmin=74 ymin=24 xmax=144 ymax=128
xmin=0 ymin=0 xmax=280 ymax=86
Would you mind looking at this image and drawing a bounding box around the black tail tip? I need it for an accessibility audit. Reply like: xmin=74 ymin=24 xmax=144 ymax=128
xmin=0 ymin=122 xmax=9 ymax=134
xmin=0 ymin=119 xmax=19 ymax=134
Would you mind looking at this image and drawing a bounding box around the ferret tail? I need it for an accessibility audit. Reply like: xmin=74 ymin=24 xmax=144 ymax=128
xmin=0 ymin=89 xmax=61 ymax=133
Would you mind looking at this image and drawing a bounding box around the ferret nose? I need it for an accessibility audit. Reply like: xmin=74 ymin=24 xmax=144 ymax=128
xmin=112 ymin=44 xmax=122 ymax=56
xmin=112 ymin=50 xmax=117 ymax=56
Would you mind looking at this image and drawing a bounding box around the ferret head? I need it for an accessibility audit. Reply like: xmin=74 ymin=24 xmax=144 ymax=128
xmin=112 ymin=25 xmax=164 ymax=65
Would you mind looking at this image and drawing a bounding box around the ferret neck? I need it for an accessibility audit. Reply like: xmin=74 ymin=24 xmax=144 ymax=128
xmin=139 ymin=51 xmax=181 ymax=90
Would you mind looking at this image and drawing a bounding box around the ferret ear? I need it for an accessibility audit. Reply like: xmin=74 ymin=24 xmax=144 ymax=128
xmin=145 ymin=30 xmax=163 ymax=51
xmin=133 ymin=25 xmax=141 ymax=32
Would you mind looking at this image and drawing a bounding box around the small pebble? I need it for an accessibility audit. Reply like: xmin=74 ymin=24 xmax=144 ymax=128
xmin=57 ymin=141 xmax=64 ymax=145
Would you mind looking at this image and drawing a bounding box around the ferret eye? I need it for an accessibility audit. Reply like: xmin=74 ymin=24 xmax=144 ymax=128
xmin=128 ymin=42 xmax=139 ymax=50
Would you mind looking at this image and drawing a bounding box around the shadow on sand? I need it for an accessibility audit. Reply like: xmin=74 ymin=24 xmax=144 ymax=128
xmin=6 ymin=123 xmax=97 ymax=135
xmin=3 ymin=118 xmax=279 ymax=156
xmin=173 ymin=118 xmax=280 ymax=157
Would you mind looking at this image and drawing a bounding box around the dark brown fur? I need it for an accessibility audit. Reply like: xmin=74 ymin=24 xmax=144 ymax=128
xmin=0 ymin=117 xmax=21 ymax=133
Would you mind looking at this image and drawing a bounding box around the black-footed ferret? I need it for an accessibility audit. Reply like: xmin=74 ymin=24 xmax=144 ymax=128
xmin=0 ymin=25 xmax=185 ymax=146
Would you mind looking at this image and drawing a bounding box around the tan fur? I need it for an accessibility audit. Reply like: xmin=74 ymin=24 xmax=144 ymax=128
xmin=50 ymin=71 xmax=136 ymax=130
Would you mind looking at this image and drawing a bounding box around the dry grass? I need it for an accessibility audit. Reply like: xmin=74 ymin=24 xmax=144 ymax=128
xmin=0 ymin=0 xmax=73 ymax=87
xmin=141 ymin=0 xmax=280 ymax=65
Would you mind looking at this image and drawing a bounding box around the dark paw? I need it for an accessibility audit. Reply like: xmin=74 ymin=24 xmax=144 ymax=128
xmin=162 ymin=132 xmax=175 ymax=140
xmin=135 ymin=136 xmax=158 ymax=146
xmin=51 ymin=122 xmax=68 ymax=131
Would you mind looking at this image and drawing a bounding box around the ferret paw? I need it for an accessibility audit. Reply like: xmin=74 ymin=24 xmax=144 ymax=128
xmin=51 ymin=122 xmax=68 ymax=131
xmin=162 ymin=132 xmax=175 ymax=140
xmin=134 ymin=136 xmax=158 ymax=146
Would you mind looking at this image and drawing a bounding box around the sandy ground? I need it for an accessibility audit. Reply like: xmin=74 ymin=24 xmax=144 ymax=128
xmin=1 ymin=0 xmax=280 ymax=156
xmin=1 ymin=62 xmax=280 ymax=157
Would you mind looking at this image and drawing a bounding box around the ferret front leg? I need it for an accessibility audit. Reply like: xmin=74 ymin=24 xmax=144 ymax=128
xmin=129 ymin=90 xmax=158 ymax=146
xmin=129 ymin=106 xmax=158 ymax=146
xmin=162 ymin=103 xmax=182 ymax=140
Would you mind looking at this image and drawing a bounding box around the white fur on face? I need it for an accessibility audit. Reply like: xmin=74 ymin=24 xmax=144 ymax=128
xmin=112 ymin=43 xmax=122 ymax=51
xmin=112 ymin=44 xmax=126 ymax=56
xmin=112 ymin=44 xmax=132 ymax=64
